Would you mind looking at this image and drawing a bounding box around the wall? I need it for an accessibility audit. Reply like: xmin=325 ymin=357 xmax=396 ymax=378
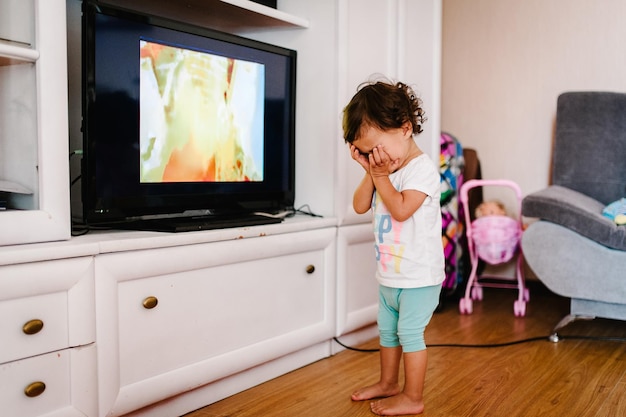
xmin=336 ymin=0 xmax=442 ymax=225
xmin=441 ymin=0 xmax=626 ymax=209
xmin=273 ymin=0 xmax=441 ymax=224
xmin=241 ymin=1 xmax=340 ymax=219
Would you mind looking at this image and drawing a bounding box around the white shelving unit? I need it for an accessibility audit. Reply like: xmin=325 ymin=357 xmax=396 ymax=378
xmin=0 ymin=1 xmax=441 ymax=415
xmin=0 ymin=0 xmax=70 ymax=246
xmin=96 ymin=0 xmax=309 ymax=33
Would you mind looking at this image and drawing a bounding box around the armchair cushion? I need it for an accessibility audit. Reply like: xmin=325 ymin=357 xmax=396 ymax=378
xmin=552 ymin=92 xmax=626 ymax=205
xmin=522 ymin=185 xmax=626 ymax=251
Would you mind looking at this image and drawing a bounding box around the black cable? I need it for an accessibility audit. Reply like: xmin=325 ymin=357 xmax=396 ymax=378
xmin=333 ymin=337 xmax=379 ymax=352
xmin=557 ymin=335 xmax=626 ymax=343
xmin=333 ymin=336 xmax=547 ymax=351
xmin=295 ymin=204 xmax=323 ymax=218
xmin=69 ymin=150 xmax=85 ymax=235
xmin=333 ymin=334 xmax=626 ymax=353
xmin=427 ymin=336 xmax=548 ymax=348
xmin=71 ymin=226 xmax=90 ymax=237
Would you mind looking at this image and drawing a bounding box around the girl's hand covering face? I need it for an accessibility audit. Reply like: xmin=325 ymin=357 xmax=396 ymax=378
xmin=369 ymin=145 xmax=400 ymax=176
xmin=350 ymin=144 xmax=371 ymax=172
xmin=350 ymin=143 xmax=400 ymax=176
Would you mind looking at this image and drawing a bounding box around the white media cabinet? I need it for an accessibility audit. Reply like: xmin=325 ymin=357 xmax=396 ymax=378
xmin=0 ymin=1 xmax=441 ymax=416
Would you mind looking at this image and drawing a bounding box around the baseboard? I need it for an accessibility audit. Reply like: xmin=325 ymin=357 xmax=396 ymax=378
xmin=121 ymin=340 xmax=333 ymax=417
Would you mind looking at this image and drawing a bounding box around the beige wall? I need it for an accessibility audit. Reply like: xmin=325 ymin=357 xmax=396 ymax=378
xmin=441 ymin=0 xmax=626 ymax=207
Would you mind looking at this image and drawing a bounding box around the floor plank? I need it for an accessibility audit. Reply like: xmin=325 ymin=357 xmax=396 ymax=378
xmin=185 ymin=283 xmax=626 ymax=417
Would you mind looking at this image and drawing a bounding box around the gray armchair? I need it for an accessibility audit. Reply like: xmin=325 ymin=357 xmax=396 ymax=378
xmin=521 ymin=91 xmax=626 ymax=341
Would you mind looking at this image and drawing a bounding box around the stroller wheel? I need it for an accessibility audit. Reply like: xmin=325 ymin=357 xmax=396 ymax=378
xmin=523 ymin=288 xmax=530 ymax=302
xmin=459 ymin=298 xmax=473 ymax=315
xmin=471 ymin=286 xmax=483 ymax=301
xmin=513 ymin=300 xmax=526 ymax=317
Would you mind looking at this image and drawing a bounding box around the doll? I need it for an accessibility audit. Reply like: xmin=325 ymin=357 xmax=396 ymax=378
xmin=474 ymin=200 xmax=507 ymax=218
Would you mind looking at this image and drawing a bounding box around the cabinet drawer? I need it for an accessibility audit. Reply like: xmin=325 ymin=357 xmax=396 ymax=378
xmin=0 ymin=344 xmax=96 ymax=417
xmin=0 ymin=292 xmax=68 ymax=364
xmin=117 ymin=248 xmax=328 ymax=385
xmin=0 ymin=257 xmax=95 ymax=364
xmin=95 ymin=227 xmax=336 ymax=416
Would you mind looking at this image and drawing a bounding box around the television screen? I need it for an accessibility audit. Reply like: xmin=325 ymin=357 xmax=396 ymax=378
xmin=81 ymin=2 xmax=296 ymax=231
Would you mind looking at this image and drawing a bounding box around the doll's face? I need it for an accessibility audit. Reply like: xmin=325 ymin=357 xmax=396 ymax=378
xmin=476 ymin=201 xmax=506 ymax=217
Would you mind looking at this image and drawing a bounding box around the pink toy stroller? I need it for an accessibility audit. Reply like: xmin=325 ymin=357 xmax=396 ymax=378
xmin=458 ymin=179 xmax=529 ymax=317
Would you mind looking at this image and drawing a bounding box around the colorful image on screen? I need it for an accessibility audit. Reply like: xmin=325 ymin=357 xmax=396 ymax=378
xmin=139 ymin=40 xmax=265 ymax=183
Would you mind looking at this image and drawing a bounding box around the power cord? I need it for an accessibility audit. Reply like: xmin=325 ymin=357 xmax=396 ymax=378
xmin=333 ymin=334 xmax=626 ymax=352
xmin=294 ymin=204 xmax=323 ymax=218
xmin=552 ymin=335 xmax=626 ymax=343
xmin=333 ymin=337 xmax=380 ymax=352
xmin=69 ymin=150 xmax=89 ymax=236
xmin=427 ymin=336 xmax=548 ymax=348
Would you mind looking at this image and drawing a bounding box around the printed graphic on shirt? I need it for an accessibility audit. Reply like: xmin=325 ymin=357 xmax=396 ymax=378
xmin=373 ymin=191 xmax=404 ymax=274
xmin=369 ymin=154 xmax=446 ymax=288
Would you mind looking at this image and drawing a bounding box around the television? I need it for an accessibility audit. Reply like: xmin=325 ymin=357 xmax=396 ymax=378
xmin=81 ymin=1 xmax=296 ymax=231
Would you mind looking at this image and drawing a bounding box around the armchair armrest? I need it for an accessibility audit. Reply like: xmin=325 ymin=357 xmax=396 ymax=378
xmin=522 ymin=185 xmax=626 ymax=251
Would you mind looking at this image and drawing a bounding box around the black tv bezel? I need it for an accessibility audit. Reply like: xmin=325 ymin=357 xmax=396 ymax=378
xmin=81 ymin=1 xmax=296 ymax=227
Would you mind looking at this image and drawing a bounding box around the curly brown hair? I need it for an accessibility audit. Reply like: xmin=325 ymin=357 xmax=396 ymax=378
xmin=342 ymin=79 xmax=426 ymax=144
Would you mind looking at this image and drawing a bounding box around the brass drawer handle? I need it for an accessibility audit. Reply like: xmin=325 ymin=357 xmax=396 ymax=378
xmin=142 ymin=296 xmax=158 ymax=309
xmin=23 ymin=319 xmax=44 ymax=335
xmin=306 ymin=265 xmax=315 ymax=274
xmin=24 ymin=381 xmax=46 ymax=398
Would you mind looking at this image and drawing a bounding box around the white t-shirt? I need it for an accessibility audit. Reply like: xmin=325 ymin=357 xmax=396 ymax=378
xmin=371 ymin=153 xmax=445 ymax=288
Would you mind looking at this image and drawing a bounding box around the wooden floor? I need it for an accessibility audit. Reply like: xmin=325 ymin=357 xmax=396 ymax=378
xmin=184 ymin=283 xmax=626 ymax=417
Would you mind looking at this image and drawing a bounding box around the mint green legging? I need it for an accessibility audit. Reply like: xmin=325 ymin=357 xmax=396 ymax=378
xmin=378 ymin=284 xmax=442 ymax=352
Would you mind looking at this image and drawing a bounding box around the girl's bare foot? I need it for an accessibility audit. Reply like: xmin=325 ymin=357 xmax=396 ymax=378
xmin=351 ymin=381 xmax=401 ymax=401
xmin=370 ymin=392 xmax=425 ymax=415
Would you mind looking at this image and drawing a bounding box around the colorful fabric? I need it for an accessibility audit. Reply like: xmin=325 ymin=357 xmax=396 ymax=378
xmin=603 ymin=198 xmax=626 ymax=225
xmin=439 ymin=132 xmax=465 ymax=290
